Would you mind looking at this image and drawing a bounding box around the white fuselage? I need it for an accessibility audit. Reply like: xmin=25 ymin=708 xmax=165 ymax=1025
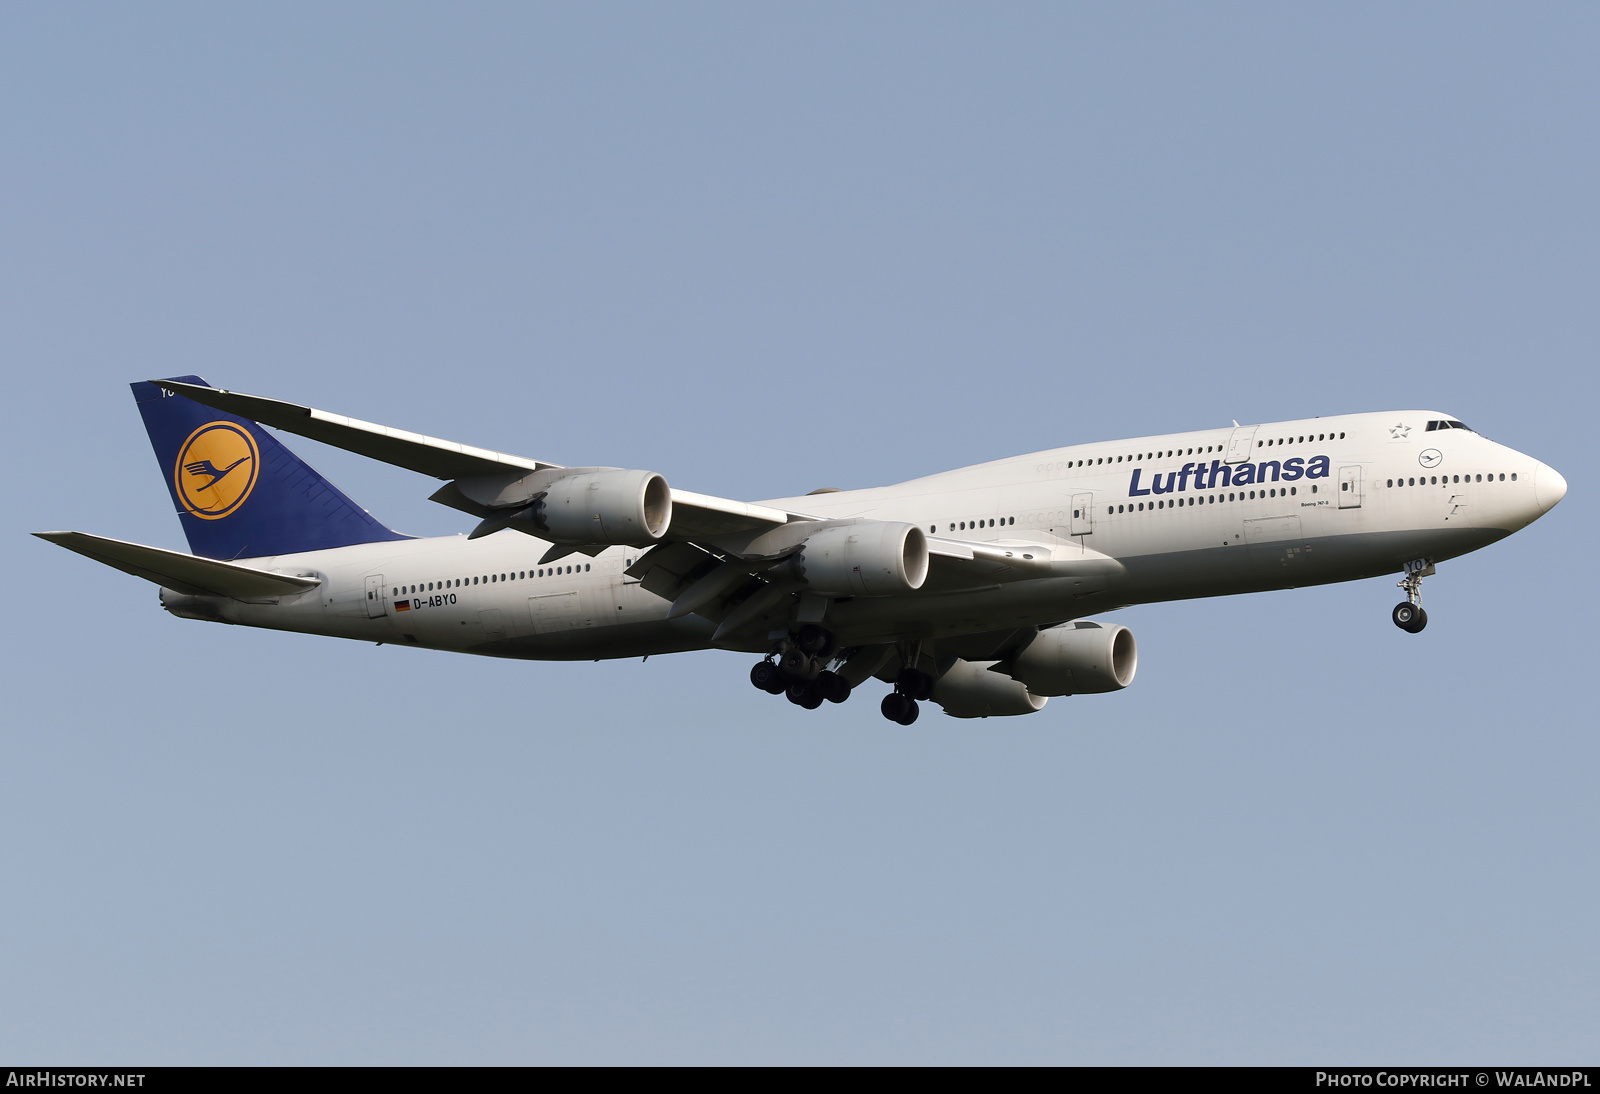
xmin=161 ymin=411 xmax=1564 ymax=659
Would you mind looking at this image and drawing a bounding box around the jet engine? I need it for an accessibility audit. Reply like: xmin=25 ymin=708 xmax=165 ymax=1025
xmin=787 ymin=522 xmax=929 ymax=596
xmin=530 ymin=469 xmax=673 ymax=546
xmin=1008 ymin=621 xmax=1137 ymax=696
xmin=930 ymin=659 xmax=1047 ymax=718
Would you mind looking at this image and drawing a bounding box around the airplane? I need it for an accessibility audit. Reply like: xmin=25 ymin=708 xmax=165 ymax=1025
xmin=36 ymin=377 xmax=1567 ymax=724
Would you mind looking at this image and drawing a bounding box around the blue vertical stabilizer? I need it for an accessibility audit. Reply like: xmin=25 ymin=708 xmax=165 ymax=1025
xmin=132 ymin=376 xmax=410 ymax=559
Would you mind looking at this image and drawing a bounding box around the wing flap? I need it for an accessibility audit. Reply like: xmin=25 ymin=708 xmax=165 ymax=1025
xmin=34 ymin=531 xmax=321 ymax=599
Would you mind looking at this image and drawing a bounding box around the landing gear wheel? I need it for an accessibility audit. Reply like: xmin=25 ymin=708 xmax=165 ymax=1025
xmin=895 ymin=667 xmax=935 ymax=701
xmin=780 ymin=647 xmax=818 ymax=680
xmin=1394 ymin=559 xmax=1432 ymax=634
xmin=880 ymin=693 xmax=920 ymax=725
xmin=796 ymin=624 xmax=839 ymax=661
xmin=751 ymin=661 xmax=784 ymax=693
xmin=815 ymin=670 xmax=852 ymax=704
xmin=787 ymin=681 xmax=824 ymax=709
xmin=1392 ymin=602 xmax=1427 ymax=633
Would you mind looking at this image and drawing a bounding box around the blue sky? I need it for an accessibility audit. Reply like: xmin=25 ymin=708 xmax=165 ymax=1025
xmin=2 ymin=3 xmax=1596 ymax=1063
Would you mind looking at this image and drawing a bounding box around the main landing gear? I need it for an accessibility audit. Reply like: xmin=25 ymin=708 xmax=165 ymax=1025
xmin=749 ymin=625 xmax=852 ymax=710
xmin=749 ymin=628 xmax=942 ymax=725
xmin=1392 ymin=558 xmax=1434 ymax=634
xmin=880 ymin=666 xmax=934 ymax=726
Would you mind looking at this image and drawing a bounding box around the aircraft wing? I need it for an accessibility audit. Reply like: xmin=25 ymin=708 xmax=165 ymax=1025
xmin=33 ymin=531 xmax=321 ymax=599
xmin=154 ymin=380 xmax=800 ymax=538
xmin=155 ymin=380 xmax=551 ymax=479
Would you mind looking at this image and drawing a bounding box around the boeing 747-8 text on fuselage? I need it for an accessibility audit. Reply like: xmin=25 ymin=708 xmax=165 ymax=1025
xmin=37 ymin=379 xmax=1566 ymax=723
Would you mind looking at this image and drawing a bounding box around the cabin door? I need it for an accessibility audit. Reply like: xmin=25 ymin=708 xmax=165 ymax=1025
xmin=1226 ymin=426 xmax=1257 ymax=464
xmin=1339 ymin=465 xmax=1363 ymax=509
xmin=1070 ymin=493 xmax=1094 ymax=536
xmin=364 ymin=574 xmax=387 ymax=618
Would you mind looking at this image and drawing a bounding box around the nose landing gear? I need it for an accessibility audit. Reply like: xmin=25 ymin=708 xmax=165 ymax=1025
xmin=1392 ymin=558 xmax=1434 ymax=633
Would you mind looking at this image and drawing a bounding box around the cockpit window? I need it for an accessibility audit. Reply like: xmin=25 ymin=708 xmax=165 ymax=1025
xmin=1426 ymin=419 xmax=1477 ymax=433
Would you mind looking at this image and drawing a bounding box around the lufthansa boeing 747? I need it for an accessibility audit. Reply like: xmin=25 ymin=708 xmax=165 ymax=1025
xmin=36 ymin=378 xmax=1566 ymax=723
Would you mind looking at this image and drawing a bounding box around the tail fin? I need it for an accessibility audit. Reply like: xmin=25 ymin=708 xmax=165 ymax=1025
xmin=132 ymin=376 xmax=410 ymax=559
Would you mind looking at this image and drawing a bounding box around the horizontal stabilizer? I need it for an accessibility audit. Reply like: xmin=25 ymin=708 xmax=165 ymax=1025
xmin=34 ymin=531 xmax=320 ymax=599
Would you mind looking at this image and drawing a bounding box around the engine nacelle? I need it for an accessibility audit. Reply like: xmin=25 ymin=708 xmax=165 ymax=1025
xmin=532 ymin=469 xmax=672 ymax=546
xmin=930 ymin=659 xmax=1047 ymax=719
xmin=788 ymin=522 xmax=929 ymax=596
xmin=1008 ymin=621 xmax=1137 ymax=696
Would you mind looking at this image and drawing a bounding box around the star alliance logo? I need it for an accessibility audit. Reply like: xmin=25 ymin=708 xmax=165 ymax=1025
xmin=1390 ymin=422 xmax=1412 ymax=440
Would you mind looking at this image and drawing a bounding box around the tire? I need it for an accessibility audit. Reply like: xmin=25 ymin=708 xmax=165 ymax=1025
xmin=816 ymin=670 xmax=852 ymax=704
xmin=881 ymin=692 xmax=910 ymax=722
xmin=787 ymin=681 xmax=819 ymax=706
xmin=1410 ymin=607 xmax=1428 ymax=633
xmin=896 ymin=667 xmax=934 ymax=701
xmin=1392 ymin=603 xmax=1419 ymax=630
xmin=780 ymin=648 xmax=817 ymax=679
xmin=750 ymin=661 xmax=782 ymax=692
xmin=895 ymin=698 xmax=920 ymax=726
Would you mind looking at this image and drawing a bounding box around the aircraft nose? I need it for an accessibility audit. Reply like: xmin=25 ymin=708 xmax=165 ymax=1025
xmin=1535 ymin=463 xmax=1568 ymax=513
